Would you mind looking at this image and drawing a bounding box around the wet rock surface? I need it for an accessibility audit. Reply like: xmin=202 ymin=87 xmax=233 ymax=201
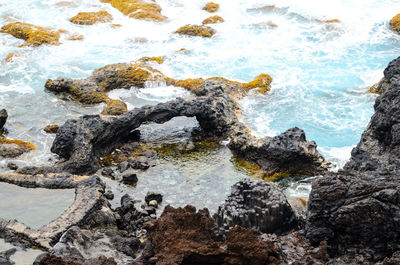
xmin=215 ymin=179 xmax=297 ymax=234
xmin=35 ymin=254 xmax=117 ymax=265
xmin=0 ymin=248 xmax=16 ymax=265
xmin=0 ymin=109 xmax=7 ymax=131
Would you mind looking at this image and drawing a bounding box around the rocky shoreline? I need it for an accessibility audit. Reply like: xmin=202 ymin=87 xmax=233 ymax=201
xmin=1 ymin=56 xmax=400 ymax=265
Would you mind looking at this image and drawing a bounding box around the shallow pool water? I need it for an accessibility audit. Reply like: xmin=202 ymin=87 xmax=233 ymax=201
xmin=0 ymin=182 xmax=75 ymax=229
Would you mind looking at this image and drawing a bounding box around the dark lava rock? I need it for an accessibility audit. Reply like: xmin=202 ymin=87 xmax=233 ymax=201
xmin=34 ymin=254 xmax=117 ymax=265
xmin=376 ymin=251 xmax=400 ymax=265
xmin=0 ymin=248 xmax=16 ymax=265
xmin=121 ymin=171 xmax=138 ymax=185
xmin=345 ymin=56 xmax=400 ymax=172
xmin=145 ymin=192 xmax=163 ymax=204
xmin=6 ymin=162 xmax=18 ymax=170
xmin=0 ymin=109 xmax=7 ymax=131
xmin=304 ymin=170 xmax=400 ymax=261
xmin=104 ymin=190 xmax=114 ymax=200
xmin=215 ymin=179 xmax=297 ymax=234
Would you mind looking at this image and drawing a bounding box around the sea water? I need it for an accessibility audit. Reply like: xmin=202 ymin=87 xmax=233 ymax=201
xmin=0 ymin=0 xmax=400 ymax=227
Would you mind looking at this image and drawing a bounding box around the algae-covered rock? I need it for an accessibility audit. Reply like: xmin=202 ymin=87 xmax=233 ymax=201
xmin=101 ymin=0 xmax=167 ymax=22
xmin=390 ymin=14 xmax=400 ymax=33
xmin=67 ymin=34 xmax=84 ymax=41
xmin=44 ymin=124 xmax=59 ymax=134
xmin=202 ymin=2 xmax=219 ymax=13
xmin=202 ymin=15 xmax=224 ymax=25
xmin=0 ymin=22 xmax=60 ymax=46
xmin=175 ymin=24 xmax=216 ymax=37
xmin=243 ymin=73 xmax=272 ymax=94
xmin=369 ymin=77 xmax=390 ymax=94
xmin=0 ymin=136 xmax=35 ymax=158
xmin=138 ymin=56 xmax=165 ymax=64
xmin=69 ymin=10 xmax=112 ymax=25
xmin=3 ymin=53 xmax=22 ymax=63
xmin=101 ymin=99 xmax=128 ymax=116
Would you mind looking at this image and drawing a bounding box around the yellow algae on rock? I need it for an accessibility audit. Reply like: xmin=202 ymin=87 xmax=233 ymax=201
xmin=111 ymin=23 xmax=122 ymax=28
xmin=103 ymin=0 xmax=167 ymax=22
xmin=202 ymin=2 xmax=219 ymax=13
xmin=390 ymin=14 xmax=400 ymax=33
xmin=101 ymin=99 xmax=128 ymax=115
xmin=170 ymin=78 xmax=205 ymax=94
xmin=202 ymin=15 xmax=224 ymax=25
xmin=243 ymin=73 xmax=272 ymax=94
xmin=69 ymin=10 xmax=113 ymax=25
xmin=55 ymin=1 xmax=77 ymax=7
xmin=175 ymin=24 xmax=216 ymax=37
xmin=0 ymin=136 xmax=35 ymax=158
xmin=3 ymin=53 xmax=22 ymax=63
xmin=44 ymin=124 xmax=59 ymax=134
xmin=68 ymin=34 xmax=84 ymax=40
xmin=0 ymin=22 xmax=61 ymax=46
xmin=138 ymin=56 xmax=165 ymax=64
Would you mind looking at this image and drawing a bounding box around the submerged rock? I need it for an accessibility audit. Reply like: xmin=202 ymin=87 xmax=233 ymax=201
xmin=0 ymin=22 xmax=60 ymax=46
xmin=202 ymin=2 xmax=219 ymax=13
xmin=202 ymin=15 xmax=224 ymax=25
xmin=175 ymin=24 xmax=216 ymax=37
xmin=101 ymin=0 xmax=167 ymax=22
xmin=390 ymin=14 xmax=400 ymax=33
xmin=69 ymin=10 xmax=112 ymax=25
xmin=215 ymin=179 xmax=297 ymax=234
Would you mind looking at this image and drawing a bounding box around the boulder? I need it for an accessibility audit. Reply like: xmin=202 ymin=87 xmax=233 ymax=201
xmin=44 ymin=124 xmax=59 ymax=134
xmin=0 ymin=248 xmax=16 ymax=265
xmin=101 ymin=0 xmax=167 ymax=22
xmin=202 ymin=2 xmax=219 ymax=13
xmin=175 ymin=24 xmax=216 ymax=37
xmin=390 ymin=14 xmax=400 ymax=33
xmin=0 ymin=22 xmax=60 ymax=47
xmin=0 ymin=109 xmax=7 ymax=131
xmin=215 ymin=179 xmax=298 ymax=234
xmin=69 ymin=10 xmax=112 ymax=25
xmin=202 ymin=15 xmax=224 ymax=25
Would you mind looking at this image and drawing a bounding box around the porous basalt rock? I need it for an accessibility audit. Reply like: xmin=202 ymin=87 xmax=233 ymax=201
xmin=304 ymin=170 xmax=400 ymax=260
xmin=0 ymin=22 xmax=60 ymax=46
xmin=390 ymin=14 xmax=400 ymax=33
xmin=345 ymin=56 xmax=400 ymax=172
xmin=202 ymin=2 xmax=219 ymax=13
xmin=0 ymin=109 xmax=7 ymax=131
xmin=215 ymin=179 xmax=297 ymax=234
xmin=45 ymin=76 xmax=327 ymax=176
xmin=69 ymin=10 xmax=112 ymax=25
xmin=175 ymin=25 xmax=216 ymax=38
xmin=202 ymin=15 xmax=224 ymax=25
xmin=101 ymin=0 xmax=167 ymax=22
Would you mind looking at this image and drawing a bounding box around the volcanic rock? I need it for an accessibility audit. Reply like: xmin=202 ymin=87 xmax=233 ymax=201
xmin=0 ymin=109 xmax=7 ymax=131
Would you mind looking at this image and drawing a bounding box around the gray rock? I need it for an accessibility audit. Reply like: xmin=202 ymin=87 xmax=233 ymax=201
xmin=215 ymin=178 xmax=297 ymax=234
xmin=121 ymin=171 xmax=138 ymax=185
xmin=145 ymin=192 xmax=163 ymax=204
xmin=0 ymin=248 xmax=16 ymax=265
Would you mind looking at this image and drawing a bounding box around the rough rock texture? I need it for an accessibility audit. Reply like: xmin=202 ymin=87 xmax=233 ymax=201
xmin=35 ymin=254 xmax=117 ymax=265
xmin=45 ymin=77 xmax=327 ymax=176
xmin=48 ymin=226 xmax=138 ymax=264
xmin=305 ymin=56 xmax=400 ymax=262
xmin=0 ymin=248 xmax=16 ymax=265
xmin=202 ymin=15 xmax=224 ymax=25
xmin=0 ymin=136 xmax=35 ymax=158
xmin=69 ymin=11 xmax=112 ymax=25
xmin=44 ymin=124 xmax=59 ymax=134
xmin=215 ymin=179 xmax=297 ymax=234
xmin=175 ymin=24 xmax=216 ymax=37
xmin=0 ymin=22 xmax=60 ymax=47
xmin=345 ymin=56 xmax=400 ymax=172
xmin=369 ymin=77 xmax=390 ymax=94
xmin=202 ymin=2 xmax=219 ymax=13
xmin=305 ymin=170 xmax=400 ymax=260
xmin=101 ymin=0 xmax=167 ymax=22
xmin=0 ymin=109 xmax=7 ymax=131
